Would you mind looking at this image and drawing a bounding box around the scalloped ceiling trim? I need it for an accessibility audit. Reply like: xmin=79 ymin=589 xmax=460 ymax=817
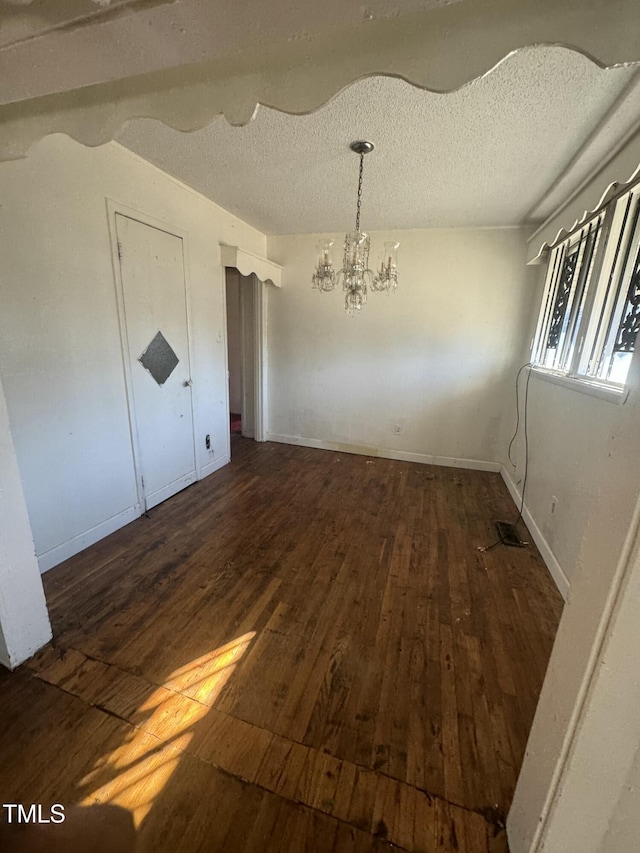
xmin=1 ymin=0 xmax=640 ymax=162
xmin=528 ymin=150 xmax=640 ymax=264
xmin=220 ymin=246 xmax=282 ymax=288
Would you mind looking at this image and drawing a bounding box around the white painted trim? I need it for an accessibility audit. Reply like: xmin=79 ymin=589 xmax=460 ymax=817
xmin=177 ymin=218 xmax=199 ymax=480
xmin=220 ymin=244 xmax=282 ymax=287
xmin=223 ymin=268 xmax=268 ymax=448
xmin=239 ymin=274 xmax=250 ymax=437
xmin=253 ymin=277 xmax=267 ymax=442
xmin=501 ymin=465 xmax=570 ymax=600
xmin=266 ymin=433 xmax=500 ymax=472
xmin=199 ymin=455 xmax=231 ymax=479
xmin=106 ymin=199 xmax=145 ymax=509
xmin=7 ymin=2 xmax=640 ymax=165
xmin=527 ymin=144 xmax=640 ymax=263
xmin=530 ymin=367 xmax=628 ymax=404
xmin=38 ymin=505 xmax=141 ymax=574
xmin=219 ymin=266 xmax=232 ymax=467
xmin=145 ymin=471 xmax=197 ymax=511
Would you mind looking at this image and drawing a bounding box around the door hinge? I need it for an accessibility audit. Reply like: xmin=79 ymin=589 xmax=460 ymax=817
xmin=117 ymin=241 xmax=123 ymax=260
xmin=141 ymin=476 xmax=145 ymax=488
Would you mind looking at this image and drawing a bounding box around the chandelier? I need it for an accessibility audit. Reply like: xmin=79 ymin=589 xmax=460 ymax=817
xmin=312 ymin=141 xmax=399 ymax=314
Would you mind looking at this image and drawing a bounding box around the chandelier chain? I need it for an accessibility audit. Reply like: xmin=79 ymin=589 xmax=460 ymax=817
xmin=356 ymin=152 xmax=364 ymax=232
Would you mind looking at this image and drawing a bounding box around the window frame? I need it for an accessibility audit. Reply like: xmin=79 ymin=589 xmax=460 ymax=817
xmin=592 ymin=192 xmax=640 ymax=383
xmin=531 ymin=184 xmax=640 ymax=395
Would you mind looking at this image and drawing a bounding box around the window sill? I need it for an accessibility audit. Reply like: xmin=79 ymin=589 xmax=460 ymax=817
xmin=531 ymin=367 xmax=628 ymax=404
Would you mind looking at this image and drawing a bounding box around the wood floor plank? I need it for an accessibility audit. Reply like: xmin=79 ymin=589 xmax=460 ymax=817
xmin=0 ymin=436 xmax=564 ymax=851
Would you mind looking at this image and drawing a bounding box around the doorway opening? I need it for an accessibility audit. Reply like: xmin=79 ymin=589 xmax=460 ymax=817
xmin=225 ymin=268 xmax=258 ymax=445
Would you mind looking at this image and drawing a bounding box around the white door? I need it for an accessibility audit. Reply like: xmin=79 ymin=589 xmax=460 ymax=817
xmin=116 ymin=213 xmax=196 ymax=510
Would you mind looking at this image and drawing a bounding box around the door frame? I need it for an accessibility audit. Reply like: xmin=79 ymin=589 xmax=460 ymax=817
xmin=253 ymin=275 xmax=267 ymax=443
xmin=106 ymin=198 xmax=198 ymax=511
xmin=222 ymin=267 xmax=268 ymax=443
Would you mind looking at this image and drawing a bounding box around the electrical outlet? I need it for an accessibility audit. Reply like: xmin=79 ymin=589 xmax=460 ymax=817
xmin=205 ymin=434 xmax=211 ymax=450
xmin=550 ymin=495 xmax=558 ymax=515
xmin=394 ymin=424 xmax=402 ymax=435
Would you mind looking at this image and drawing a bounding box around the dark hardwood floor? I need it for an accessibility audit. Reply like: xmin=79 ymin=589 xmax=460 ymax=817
xmin=0 ymin=437 xmax=563 ymax=852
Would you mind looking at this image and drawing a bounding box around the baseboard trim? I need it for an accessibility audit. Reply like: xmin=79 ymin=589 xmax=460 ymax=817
xmin=37 ymin=456 xmax=231 ymax=574
xmin=37 ymin=505 xmax=141 ymax=574
xmin=199 ymin=455 xmax=231 ymax=479
xmin=500 ymin=466 xmax=570 ymax=600
xmin=145 ymin=471 xmax=197 ymax=511
xmin=266 ymin=433 xmax=501 ymax=473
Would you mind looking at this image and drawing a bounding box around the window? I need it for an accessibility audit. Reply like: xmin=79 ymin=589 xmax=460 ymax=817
xmin=532 ymin=185 xmax=640 ymax=389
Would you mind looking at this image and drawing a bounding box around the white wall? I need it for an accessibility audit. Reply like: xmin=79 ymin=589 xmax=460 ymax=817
xmin=507 ymin=390 xmax=640 ymax=852
xmin=503 ymin=366 xmax=640 ymax=588
xmin=599 ymin=743 xmax=640 ymax=853
xmin=506 ymin=145 xmax=640 ymax=850
xmin=267 ymin=228 xmax=536 ymax=467
xmin=535 ymin=496 xmax=640 ymax=853
xmin=0 ymin=373 xmax=51 ymax=668
xmin=0 ymin=134 xmax=266 ymax=572
xmin=507 ymin=348 xmax=640 ymax=853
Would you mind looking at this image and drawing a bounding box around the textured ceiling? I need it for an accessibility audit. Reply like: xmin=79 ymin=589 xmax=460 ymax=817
xmin=117 ymin=47 xmax=640 ymax=234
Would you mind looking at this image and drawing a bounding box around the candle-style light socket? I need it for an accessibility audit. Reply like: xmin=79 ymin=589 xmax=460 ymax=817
xmin=316 ymin=238 xmax=335 ymax=270
xmin=311 ymin=238 xmax=337 ymax=291
xmin=344 ymin=231 xmax=370 ymax=271
xmin=372 ymin=241 xmax=399 ymax=292
xmin=382 ymin=241 xmax=399 ymax=272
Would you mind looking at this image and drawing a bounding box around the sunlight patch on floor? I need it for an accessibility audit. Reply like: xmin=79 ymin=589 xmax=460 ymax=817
xmin=78 ymin=632 xmax=255 ymax=827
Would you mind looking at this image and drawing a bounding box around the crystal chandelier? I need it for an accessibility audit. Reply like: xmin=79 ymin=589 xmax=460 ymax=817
xmin=312 ymin=141 xmax=399 ymax=314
